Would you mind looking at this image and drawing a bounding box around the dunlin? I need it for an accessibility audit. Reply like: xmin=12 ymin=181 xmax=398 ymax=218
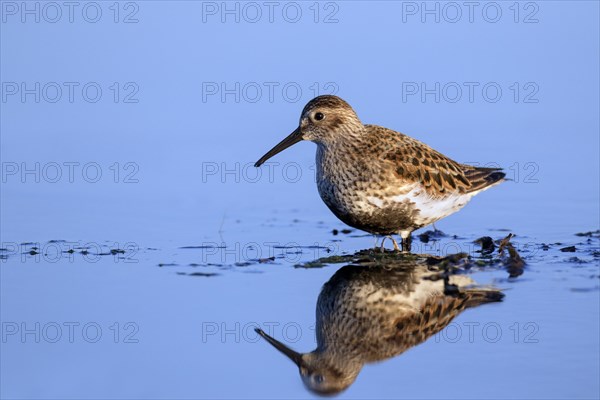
xmin=255 ymin=95 xmax=505 ymax=251
xmin=255 ymin=262 xmax=504 ymax=395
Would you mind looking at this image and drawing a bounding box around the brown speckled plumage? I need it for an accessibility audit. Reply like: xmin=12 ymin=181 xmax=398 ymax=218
xmin=255 ymin=95 xmax=505 ymax=250
xmin=256 ymin=261 xmax=504 ymax=395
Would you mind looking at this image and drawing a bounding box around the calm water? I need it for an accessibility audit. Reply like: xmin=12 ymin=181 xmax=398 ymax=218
xmin=1 ymin=1 xmax=599 ymax=399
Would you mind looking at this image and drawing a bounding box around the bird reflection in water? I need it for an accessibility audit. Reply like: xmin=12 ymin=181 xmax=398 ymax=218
xmin=256 ymin=259 xmax=504 ymax=396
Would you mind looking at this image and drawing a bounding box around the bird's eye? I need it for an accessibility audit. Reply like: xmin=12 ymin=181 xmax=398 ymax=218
xmin=314 ymin=112 xmax=325 ymax=121
xmin=313 ymin=374 xmax=324 ymax=384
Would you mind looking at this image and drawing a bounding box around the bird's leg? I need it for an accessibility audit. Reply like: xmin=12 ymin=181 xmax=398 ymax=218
xmin=400 ymin=231 xmax=413 ymax=253
xmin=388 ymin=236 xmax=401 ymax=252
xmin=379 ymin=236 xmax=386 ymax=252
xmin=442 ymin=265 xmax=460 ymax=297
xmin=402 ymin=235 xmax=412 ymax=252
xmin=373 ymin=235 xmax=380 ymax=249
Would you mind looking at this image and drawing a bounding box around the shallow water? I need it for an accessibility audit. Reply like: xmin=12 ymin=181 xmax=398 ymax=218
xmin=2 ymin=1 xmax=599 ymax=399
xmin=1 ymin=216 xmax=599 ymax=399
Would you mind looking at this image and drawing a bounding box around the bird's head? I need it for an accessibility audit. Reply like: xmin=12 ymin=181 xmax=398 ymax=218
xmin=254 ymin=95 xmax=362 ymax=167
xmin=255 ymin=328 xmax=359 ymax=396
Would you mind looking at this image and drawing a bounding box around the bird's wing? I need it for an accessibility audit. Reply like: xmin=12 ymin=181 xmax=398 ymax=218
xmin=365 ymin=125 xmax=504 ymax=195
xmin=389 ymin=295 xmax=469 ymax=350
xmin=388 ymin=288 xmax=503 ymax=351
xmin=365 ymin=125 xmax=472 ymax=195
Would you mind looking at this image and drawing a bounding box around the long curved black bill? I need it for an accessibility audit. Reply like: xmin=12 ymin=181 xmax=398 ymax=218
xmin=254 ymin=128 xmax=302 ymax=167
xmin=255 ymin=328 xmax=303 ymax=367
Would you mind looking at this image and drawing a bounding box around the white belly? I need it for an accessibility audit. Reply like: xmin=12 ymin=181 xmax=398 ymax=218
xmin=367 ymin=185 xmax=474 ymax=227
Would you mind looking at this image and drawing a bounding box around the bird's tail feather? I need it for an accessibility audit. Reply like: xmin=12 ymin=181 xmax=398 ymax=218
xmin=464 ymin=289 xmax=505 ymax=308
xmin=462 ymin=166 xmax=506 ymax=193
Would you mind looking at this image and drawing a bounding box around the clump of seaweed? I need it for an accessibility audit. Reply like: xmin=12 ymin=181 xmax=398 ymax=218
xmin=575 ymin=230 xmax=600 ymax=238
xmin=296 ymin=233 xmax=527 ymax=278
xmin=418 ymin=229 xmax=448 ymax=243
xmin=497 ymin=233 xmax=525 ymax=278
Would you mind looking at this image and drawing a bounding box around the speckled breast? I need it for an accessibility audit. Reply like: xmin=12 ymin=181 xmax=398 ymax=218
xmin=315 ymin=147 xmax=421 ymax=235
